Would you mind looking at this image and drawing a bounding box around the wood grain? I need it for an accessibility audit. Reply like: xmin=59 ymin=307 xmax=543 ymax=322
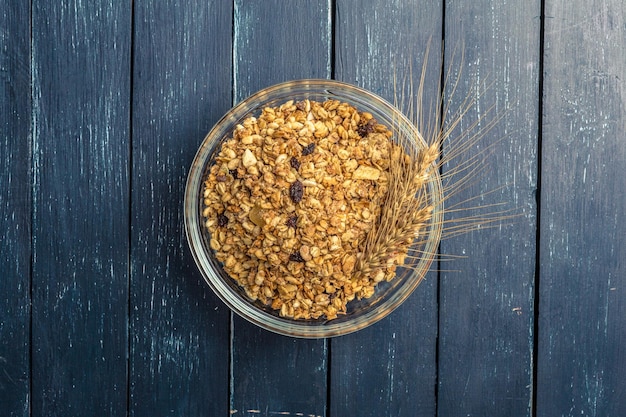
xmin=130 ymin=1 xmax=233 ymax=416
xmin=0 ymin=1 xmax=31 ymax=415
xmin=438 ymin=0 xmax=540 ymax=415
xmin=233 ymin=0 xmax=333 ymax=103
xmin=538 ymin=1 xmax=626 ymax=415
xmin=3 ymin=0 xmax=625 ymax=415
xmin=30 ymin=1 xmax=131 ymax=415
xmin=331 ymin=1 xmax=442 ymax=416
xmin=230 ymin=2 xmax=331 ymax=416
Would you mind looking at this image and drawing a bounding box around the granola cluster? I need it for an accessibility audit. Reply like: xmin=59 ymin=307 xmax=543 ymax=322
xmin=202 ymin=99 xmax=397 ymax=319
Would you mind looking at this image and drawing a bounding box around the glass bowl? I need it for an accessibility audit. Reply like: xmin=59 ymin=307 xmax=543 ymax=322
xmin=184 ymin=79 xmax=442 ymax=338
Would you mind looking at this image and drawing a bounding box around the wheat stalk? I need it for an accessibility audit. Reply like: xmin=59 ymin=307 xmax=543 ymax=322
xmin=352 ymin=42 xmax=514 ymax=287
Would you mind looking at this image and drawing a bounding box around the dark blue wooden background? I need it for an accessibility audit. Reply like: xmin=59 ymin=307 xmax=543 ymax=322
xmin=2 ymin=1 xmax=625 ymax=416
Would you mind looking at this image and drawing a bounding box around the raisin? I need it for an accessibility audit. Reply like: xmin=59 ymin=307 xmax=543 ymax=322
xmin=286 ymin=215 xmax=298 ymax=229
xmin=289 ymin=252 xmax=305 ymax=263
xmin=229 ymin=169 xmax=239 ymax=179
xmin=357 ymin=118 xmax=377 ymax=137
xmin=301 ymin=143 xmax=315 ymax=156
xmin=217 ymin=213 xmax=229 ymax=227
xmin=296 ymin=101 xmax=306 ymax=111
xmin=216 ymin=174 xmax=227 ymax=182
xmin=289 ymin=180 xmax=304 ymax=203
xmin=290 ymin=157 xmax=301 ymax=170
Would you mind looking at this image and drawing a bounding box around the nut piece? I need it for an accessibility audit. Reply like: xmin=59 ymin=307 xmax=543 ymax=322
xmin=242 ymin=149 xmax=257 ymax=167
xmin=352 ymin=165 xmax=381 ymax=180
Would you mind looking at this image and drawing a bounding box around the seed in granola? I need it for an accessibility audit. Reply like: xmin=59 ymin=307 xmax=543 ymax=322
xmin=301 ymin=143 xmax=315 ymax=156
xmin=217 ymin=212 xmax=229 ymax=227
xmin=289 ymin=180 xmax=304 ymax=203
xmin=290 ymin=157 xmax=301 ymax=170
xmin=289 ymin=251 xmax=305 ymax=263
xmin=249 ymin=204 xmax=265 ymax=227
xmin=286 ymin=215 xmax=298 ymax=229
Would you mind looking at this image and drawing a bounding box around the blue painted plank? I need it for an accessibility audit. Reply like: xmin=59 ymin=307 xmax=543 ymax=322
xmin=437 ymin=1 xmax=540 ymax=415
xmin=130 ymin=1 xmax=233 ymax=416
xmin=30 ymin=1 xmax=131 ymax=415
xmin=538 ymin=1 xmax=626 ymax=415
xmin=230 ymin=1 xmax=331 ymax=416
xmin=233 ymin=0 xmax=333 ymax=103
xmin=331 ymin=1 xmax=442 ymax=416
xmin=0 ymin=1 xmax=31 ymax=415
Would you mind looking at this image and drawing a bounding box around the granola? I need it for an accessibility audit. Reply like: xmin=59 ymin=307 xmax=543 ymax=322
xmin=202 ymin=99 xmax=400 ymax=320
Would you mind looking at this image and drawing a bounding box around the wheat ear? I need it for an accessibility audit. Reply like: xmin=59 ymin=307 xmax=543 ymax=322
xmin=354 ymin=135 xmax=440 ymax=281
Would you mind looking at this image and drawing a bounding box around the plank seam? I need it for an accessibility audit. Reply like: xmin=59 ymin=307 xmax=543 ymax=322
xmin=327 ymin=3 xmax=336 ymax=416
xmin=531 ymin=1 xmax=546 ymax=416
xmin=127 ymin=1 xmax=136 ymax=415
xmin=29 ymin=1 xmax=34 ymax=416
xmin=229 ymin=3 xmax=236 ymax=414
xmin=330 ymin=0 xmax=336 ymax=80
xmin=232 ymin=0 xmax=238 ymax=104
xmin=435 ymin=1 xmax=447 ymax=415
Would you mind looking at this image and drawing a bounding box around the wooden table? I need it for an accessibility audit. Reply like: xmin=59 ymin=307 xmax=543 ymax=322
xmin=2 ymin=1 xmax=625 ymax=416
